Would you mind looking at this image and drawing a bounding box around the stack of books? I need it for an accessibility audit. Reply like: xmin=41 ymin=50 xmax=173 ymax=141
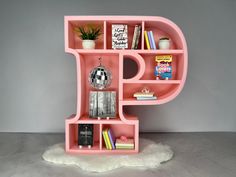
xmin=115 ymin=136 xmax=134 ymax=149
xmin=131 ymin=25 xmax=142 ymax=49
xmin=133 ymin=91 xmax=157 ymax=100
xmin=144 ymin=30 xmax=156 ymax=50
xmin=102 ymin=128 xmax=115 ymax=150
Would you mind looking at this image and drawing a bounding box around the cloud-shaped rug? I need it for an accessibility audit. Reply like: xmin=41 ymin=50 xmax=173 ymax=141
xmin=42 ymin=138 xmax=173 ymax=173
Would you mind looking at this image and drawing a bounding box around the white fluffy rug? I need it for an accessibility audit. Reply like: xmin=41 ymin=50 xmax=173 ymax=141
xmin=42 ymin=138 xmax=173 ymax=173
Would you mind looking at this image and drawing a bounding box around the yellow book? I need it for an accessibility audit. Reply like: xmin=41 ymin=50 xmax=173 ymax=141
xmin=102 ymin=130 xmax=110 ymax=149
xmin=144 ymin=31 xmax=150 ymax=49
xmin=104 ymin=129 xmax=112 ymax=150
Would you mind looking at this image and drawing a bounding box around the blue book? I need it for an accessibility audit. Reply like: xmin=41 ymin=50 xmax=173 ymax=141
xmin=107 ymin=129 xmax=115 ymax=149
xmin=136 ymin=96 xmax=157 ymax=100
xmin=150 ymin=31 xmax=156 ymax=50
xmin=147 ymin=31 xmax=154 ymax=49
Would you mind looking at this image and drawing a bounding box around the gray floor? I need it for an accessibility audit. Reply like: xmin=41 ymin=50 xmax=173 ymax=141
xmin=0 ymin=133 xmax=235 ymax=177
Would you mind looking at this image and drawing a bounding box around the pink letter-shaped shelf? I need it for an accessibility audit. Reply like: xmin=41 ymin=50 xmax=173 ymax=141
xmin=64 ymin=16 xmax=188 ymax=154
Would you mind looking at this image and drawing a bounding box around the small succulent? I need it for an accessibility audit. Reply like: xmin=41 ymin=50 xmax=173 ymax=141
xmin=159 ymin=37 xmax=170 ymax=40
xmin=74 ymin=24 xmax=102 ymax=40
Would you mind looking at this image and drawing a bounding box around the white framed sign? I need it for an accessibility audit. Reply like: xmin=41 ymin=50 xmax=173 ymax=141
xmin=112 ymin=24 xmax=128 ymax=49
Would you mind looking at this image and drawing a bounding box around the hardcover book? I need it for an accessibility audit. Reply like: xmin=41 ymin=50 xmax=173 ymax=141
xmin=102 ymin=129 xmax=112 ymax=150
xmin=78 ymin=124 xmax=93 ymax=146
xmin=144 ymin=31 xmax=150 ymax=49
xmin=133 ymin=92 xmax=154 ymax=97
xmin=112 ymin=24 xmax=128 ymax=49
xmin=107 ymin=129 xmax=115 ymax=149
xmin=115 ymin=137 xmax=134 ymax=149
xmin=149 ymin=31 xmax=156 ymax=50
xmin=147 ymin=31 xmax=153 ymax=49
xmin=131 ymin=25 xmax=141 ymax=49
xmin=136 ymin=96 xmax=157 ymax=100
xmin=155 ymin=55 xmax=172 ymax=80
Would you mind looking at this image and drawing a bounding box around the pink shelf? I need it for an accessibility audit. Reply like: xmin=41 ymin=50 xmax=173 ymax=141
xmin=77 ymin=116 xmax=124 ymax=124
xmin=122 ymin=79 xmax=181 ymax=84
xmin=74 ymin=49 xmax=184 ymax=54
xmin=64 ymin=16 xmax=188 ymax=154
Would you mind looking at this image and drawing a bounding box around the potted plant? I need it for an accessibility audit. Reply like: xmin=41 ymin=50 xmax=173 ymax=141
xmin=74 ymin=24 xmax=102 ymax=49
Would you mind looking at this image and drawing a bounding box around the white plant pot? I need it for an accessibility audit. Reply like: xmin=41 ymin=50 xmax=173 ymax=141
xmin=159 ymin=39 xmax=170 ymax=49
xmin=82 ymin=40 xmax=95 ymax=49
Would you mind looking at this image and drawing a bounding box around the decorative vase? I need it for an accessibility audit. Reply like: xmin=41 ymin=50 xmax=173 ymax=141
xmin=82 ymin=40 xmax=95 ymax=49
xmin=158 ymin=38 xmax=170 ymax=49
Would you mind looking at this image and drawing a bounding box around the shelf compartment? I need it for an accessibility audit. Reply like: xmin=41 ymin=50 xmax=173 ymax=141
xmin=144 ymin=21 xmax=183 ymax=50
xmin=101 ymin=123 xmax=136 ymax=151
xmin=78 ymin=53 xmax=120 ymax=116
xmin=67 ymin=123 xmax=101 ymax=151
xmin=122 ymin=83 xmax=179 ymax=105
xmin=138 ymin=53 xmax=184 ymax=80
xmin=67 ymin=20 xmax=105 ymax=49
xmin=105 ymin=20 xmax=142 ymax=50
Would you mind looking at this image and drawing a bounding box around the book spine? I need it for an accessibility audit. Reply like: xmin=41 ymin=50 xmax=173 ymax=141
xmin=131 ymin=25 xmax=138 ymax=49
xmin=102 ymin=130 xmax=110 ymax=149
xmin=134 ymin=25 xmax=141 ymax=49
xmin=107 ymin=129 xmax=115 ymax=149
xmin=136 ymin=96 xmax=157 ymax=100
xmin=104 ymin=129 xmax=112 ymax=150
xmin=150 ymin=31 xmax=156 ymax=50
xmin=147 ymin=31 xmax=153 ymax=49
xmin=115 ymin=146 xmax=134 ymax=149
xmin=133 ymin=93 xmax=154 ymax=97
xmin=144 ymin=31 xmax=150 ymax=50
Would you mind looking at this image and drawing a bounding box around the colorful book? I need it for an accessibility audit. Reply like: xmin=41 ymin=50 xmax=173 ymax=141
xmin=136 ymin=96 xmax=157 ymax=100
xmin=155 ymin=55 xmax=173 ymax=80
xmin=147 ymin=31 xmax=153 ymax=49
xmin=103 ymin=129 xmax=112 ymax=150
xmin=150 ymin=31 xmax=156 ymax=50
xmin=105 ymin=129 xmax=112 ymax=150
xmin=102 ymin=130 xmax=109 ymax=149
xmin=115 ymin=137 xmax=134 ymax=150
xmin=115 ymin=146 xmax=134 ymax=149
xmin=144 ymin=31 xmax=150 ymax=49
xmin=131 ymin=25 xmax=139 ymax=49
xmin=107 ymin=129 xmax=115 ymax=149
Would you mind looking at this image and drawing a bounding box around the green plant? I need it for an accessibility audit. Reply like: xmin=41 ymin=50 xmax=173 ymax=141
xmin=159 ymin=37 xmax=169 ymax=40
xmin=74 ymin=24 xmax=102 ymax=40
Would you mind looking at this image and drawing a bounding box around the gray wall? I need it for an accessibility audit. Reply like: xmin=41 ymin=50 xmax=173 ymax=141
xmin=0 ymin=0 xmax=235 ymax=132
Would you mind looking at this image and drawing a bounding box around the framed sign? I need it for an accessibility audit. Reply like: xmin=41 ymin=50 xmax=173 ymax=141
xmin=78 ymin=124 xmax=93 ymax=146
xmin=112 ymin=24 xmax=128 ymax=49
xmin=89 ymin=91 xmax=116 ymax=118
